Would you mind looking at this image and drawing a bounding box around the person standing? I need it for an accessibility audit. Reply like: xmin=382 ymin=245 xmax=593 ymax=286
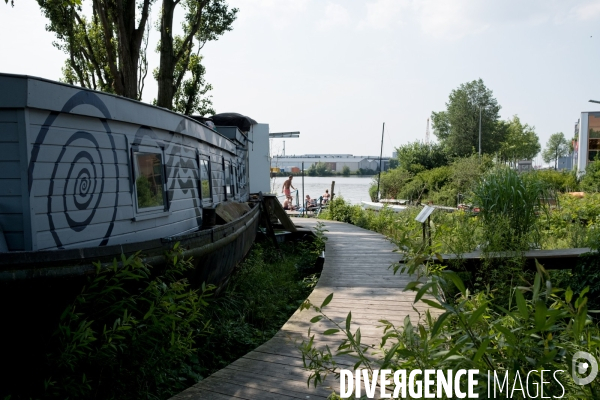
xmin=282 ymin=175 xmax=295 ymax=202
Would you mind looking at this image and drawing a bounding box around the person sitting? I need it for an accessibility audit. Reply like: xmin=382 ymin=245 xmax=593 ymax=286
xmin=322 ymin=189 xmax=330 ymax=204
xmin=305 ymin=195 xmax=316 ymax=208
xmin=283 ymin=198 xmax=296 ymax=211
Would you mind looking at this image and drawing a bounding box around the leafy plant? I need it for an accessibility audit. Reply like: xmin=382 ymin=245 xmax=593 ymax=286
xmin=299 ymin=261 xmax=600 ymax=399
xmin=195 ymin=230 xmax=326 ymax=376
xmin=43 ymin=245 xmax=214 ymax=400
xmin=472 ymin=167 xmax=550 ymax=251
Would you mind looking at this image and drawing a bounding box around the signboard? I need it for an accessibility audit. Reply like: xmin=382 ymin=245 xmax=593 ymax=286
xmin=415 ymin=205 xmax=435 ymax=223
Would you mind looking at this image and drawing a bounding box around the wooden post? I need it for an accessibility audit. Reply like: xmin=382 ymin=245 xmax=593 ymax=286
xmin=330 ymin=181 xmax=335 ymax=201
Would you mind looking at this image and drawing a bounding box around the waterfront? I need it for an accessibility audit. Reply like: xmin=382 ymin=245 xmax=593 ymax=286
xmin=270 ymin=176 xmax=374 ymax=205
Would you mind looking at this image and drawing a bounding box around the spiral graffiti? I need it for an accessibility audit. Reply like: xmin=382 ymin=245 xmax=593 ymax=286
xmin=29 ymin=91 xmax=118 ymax=248
xmin=57 ymin=132 xmax=105 ymax=233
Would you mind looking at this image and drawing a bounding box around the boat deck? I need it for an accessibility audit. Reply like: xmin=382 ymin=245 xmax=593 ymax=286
xmin=171 ymin=218 xmax=428 ymax=399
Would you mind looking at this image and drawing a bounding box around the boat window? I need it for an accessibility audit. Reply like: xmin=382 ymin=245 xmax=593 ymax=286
xmin=134 ymin=152 xmax=166 ymax=211
xmin=225 ymin=160 xmax=233 ymax=196
xmin=199 ymin=156 xmax=211 ymax=201
xmin=234 ymin=164 xmax=239 ymax=194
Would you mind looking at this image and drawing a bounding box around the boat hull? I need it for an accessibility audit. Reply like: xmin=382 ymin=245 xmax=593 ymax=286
xmin=361 ymin=200 xmax=408 ymax=212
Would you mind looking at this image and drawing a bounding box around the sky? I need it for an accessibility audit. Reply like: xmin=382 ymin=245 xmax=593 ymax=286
xmin=1 ymin=1 xmax=600 ymax=164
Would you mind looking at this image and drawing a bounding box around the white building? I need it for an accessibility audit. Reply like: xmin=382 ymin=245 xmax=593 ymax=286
xmin=576 ymin=112 xmax=600 ymax=175
xmin=271 ymin=154 xmax=390 ymax=173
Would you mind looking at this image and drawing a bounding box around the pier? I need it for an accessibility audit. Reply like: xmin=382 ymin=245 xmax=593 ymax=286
xmin=171 ymin=218 xmax=429 ymax=399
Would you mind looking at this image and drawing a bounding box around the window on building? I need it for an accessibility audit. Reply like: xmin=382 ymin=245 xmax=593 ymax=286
xmin=199 ymin=156 xmax=211 ymax=201
xmin=589 ymin=114 xmax=600 ymax=162
xmin=134 ymin=152 xmax=166 ymax=211
xmin=225 ymin=160 xmax=233 ymax=196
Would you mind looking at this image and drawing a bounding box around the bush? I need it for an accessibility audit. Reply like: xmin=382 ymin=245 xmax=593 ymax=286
xmin=195 ymin=227 xmax=327 ymax=376
xmin=535 ymin=169 xmax=578 ymax=193
xmin=300 ymin=261 xmax=600 ymax=398
xmin=580 ymin=159 xmax=600 ymax=192
xmin=473 ymin=167 xmax=550 ymax=251
xmin=43 ymin=245 xmax=213 ymax=400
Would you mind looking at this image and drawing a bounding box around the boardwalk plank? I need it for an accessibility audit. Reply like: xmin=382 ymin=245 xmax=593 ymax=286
xmin=170 ymin=219 xmax=428 ymax=399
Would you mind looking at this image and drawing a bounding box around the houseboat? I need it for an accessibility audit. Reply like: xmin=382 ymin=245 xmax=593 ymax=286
xmin=0 ymin=73 xmax=261 ymax=287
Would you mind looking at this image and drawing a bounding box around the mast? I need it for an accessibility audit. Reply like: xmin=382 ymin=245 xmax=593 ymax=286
xmin=376 ymin=122 xmax=385 ymax=202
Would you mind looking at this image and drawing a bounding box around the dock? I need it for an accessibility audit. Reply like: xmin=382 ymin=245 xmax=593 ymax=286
xmin=171 ymin=218 xmax=429 ymax=399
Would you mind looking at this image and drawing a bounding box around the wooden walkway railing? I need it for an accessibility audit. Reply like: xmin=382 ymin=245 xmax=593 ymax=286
xmin=170 ymin=218 xmax=428 ymax=400
xmin=433 ymin=247 xmax=592 ymax=270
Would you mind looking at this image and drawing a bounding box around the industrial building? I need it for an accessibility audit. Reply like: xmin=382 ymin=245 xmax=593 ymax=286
xmin=271 ymin=154 xmax=390 ymax=173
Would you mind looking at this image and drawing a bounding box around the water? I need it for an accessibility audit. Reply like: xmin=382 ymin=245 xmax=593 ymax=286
xmin=271 ymin=176 xmax=375 ymax=205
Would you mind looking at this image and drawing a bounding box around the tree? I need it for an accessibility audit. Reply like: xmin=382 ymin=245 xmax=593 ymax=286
xmin=542 ymin=132 xmax=569 ymax=170
xmin=498 ymin=116 xmax=541 ymax=167
xmin=307 ymin=162 xmax=332 ymax=177
xmin=342 ymin=165 xmax=350 ymax=177
xmin=431 ymin=79 xmax=504 ymax=157
xmin=394 ymin=141 xmax=448 ymax=174
xmin=36 ymin=0 xmax=237 ymax=115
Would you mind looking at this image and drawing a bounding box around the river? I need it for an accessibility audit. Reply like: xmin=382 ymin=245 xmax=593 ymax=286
xmin=270 ymin=176 xmax=375 ymax=205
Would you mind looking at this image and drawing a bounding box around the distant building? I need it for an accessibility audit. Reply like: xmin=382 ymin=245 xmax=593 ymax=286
xmin=557 ymin=155 xmax=574 ymax=171
xmin=517 ymin=160 xmax=533 ymax=173
xmin=271 ymin=154 xmax=390 ymax=173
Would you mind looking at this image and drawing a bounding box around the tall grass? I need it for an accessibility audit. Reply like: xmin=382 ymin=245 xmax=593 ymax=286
xmin=472 ymin=167 xmax=550 ymax=251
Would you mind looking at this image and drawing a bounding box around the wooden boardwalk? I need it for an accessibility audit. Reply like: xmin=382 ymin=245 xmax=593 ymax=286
xmin=171 ymin=219 xmax=428 ymax=400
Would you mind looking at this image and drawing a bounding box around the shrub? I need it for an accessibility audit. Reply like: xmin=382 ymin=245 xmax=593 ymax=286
xmin=43 ymin=245 xmax=213 ymax=400
xmin=300 ymin=262 xmax=600 ymax=398
xmin=580 ymin=159 xmax=600 ymax=192
xmin=534 ymin=169 xmax=578 ymax=193
xmin=473 ymin=167 xmax=550 ymax=251
xmin=195 ymin=227 xmax=327 ymax=376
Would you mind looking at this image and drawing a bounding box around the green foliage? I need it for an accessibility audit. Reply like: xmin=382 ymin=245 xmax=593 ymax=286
xmin=37 ymin=0 xmax=237 ymax=110
xmin=535 ymin=169 xmax=578 ymax=193
xmin=43 ymin=246 xmax=214 ymax=400
xmin=196 ymin=228 xmax=327 ymax=375
xmin=432 ymin=79 xmax=504 ymax=157
xmin=376 ymin=167 xmax=412 ymax=199
xmin=307 ymin=162 xmax=334 ymax=177
xmin=565 ymin=252 xmax=600 ymax=312
xmin=342 ymin=165 xmax=350 ymax=177
xmin=473 ymin=167 xmax=550 ymax=251
xmin=300 ymin=262 xmax=600 ymax=398
xmin=357 ymin=167 xmax=378 ymax=175
xmin=543 ymin=132 xmax=570 ymax=170
xmin=172 ymin=54 xmax=215 ymax=116
xmin=580 ymin=159 xmax=600 ymax=192
xmin=136 ymin=175 xmax=164 ymax=208
xmin=394 ymin=141 xmax=449 ymax=174
xmin=374 ymin=154 xmax=493 ymax=206
xmin=7 ymin=231 xmax=326 ymax=399
xmin=540 ymin=193 xmax=600 ymax=249
xmin=498 ymin=115 xmax=541 ymax=166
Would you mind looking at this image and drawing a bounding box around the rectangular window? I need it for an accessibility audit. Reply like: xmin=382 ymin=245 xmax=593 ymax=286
xmin=225 ymin=160 xmax=233 ymax=196
xmin=589 ymin=114 xmax=600 ymax=163
xmin=199 ymin=157 xmax=211 ymax=201
xmin=135 ymin=152 xmax=166 ymax=211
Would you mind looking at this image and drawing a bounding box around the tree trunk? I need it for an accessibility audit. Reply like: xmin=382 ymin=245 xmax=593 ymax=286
xmin=156 ymin=0 xmax=176 ymax=108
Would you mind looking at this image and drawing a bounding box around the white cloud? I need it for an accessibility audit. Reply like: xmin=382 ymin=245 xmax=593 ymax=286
xmin=358 ymin=0 xmax=490 ymax=39
xmin=571 ymin=1 xmax=600 ymax=21
xmin=356 ymin=0 xmax=599 ymax=40
xmin=317 ymin=2 xmax=351 ymax=30
xmin=358 ymin=0 xmax=408 ymax=30
xmin=416 ymin=0 xmax=489 ymax=40
xmin=229 ymin=0 xmax=310 ymax=29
